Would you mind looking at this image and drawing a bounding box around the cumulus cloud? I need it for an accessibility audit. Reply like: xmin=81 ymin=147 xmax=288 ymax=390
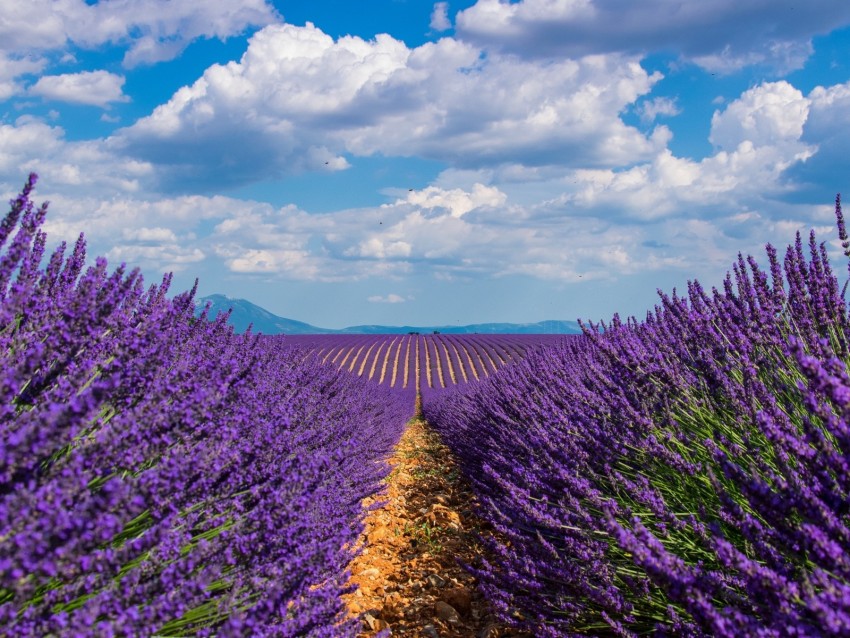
xmin=709 ymin=81 xmax=810 ymax=150
xmin=528 ymin=83 xmax=817 ymax=224
xmin=0 ymin=117 xmax=155 ymax=197
xmin=454 ymin=0 xmax=850 ymax=72
xmin=637 ymin=96 xmax=681 ymax=123
xmin=106 ymin=244 xmax=204 ymax=273
xmin=368 ymin=294 xmax=407 ymax=303
xmin=5 ymin=134 xmax=830 ymax=302
xmin=122 ymin=227 xmax=178 ymax=243
xmin=32 ymin=179 xmax=627 ymax=286
xmin=354 ymin=237 xmax=413 ymax=259
xmin=430 ymin=2 xmax=452 ymax=31
xmin=219 ymin=248 xmax=320 ymax=277
xmin=30 ymin=70 xmax=129 ymax=106
xmin=1 ymin=8 xmax=844 ymax=301
xmin=0 ymin=53 xmax=45 ymax=101
xmin=0 ymin=0 xmax=278 ymax=67
xmin=114 ymin=22 xmax=665 ymax=192
xmin=403 ymin=183 xmax=506 ymax=217
xmin=7 ymin=71 xmax=831 ymax=290
xmin=784 ymin=79 xmax=850 ymax=194
xmin=28 ymin=189 xmax=260 ymax=260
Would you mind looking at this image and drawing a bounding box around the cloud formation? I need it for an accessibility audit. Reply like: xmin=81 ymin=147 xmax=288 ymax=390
xmin=637 ymin=96 xmax=681 ymax=123
xmin=532 ymin=82 xmax=817 ymax=223
xmin=430 ymin=2 xmax=452 ymax=32
xmin=784 ymin=80 xmax=850 ymax=193
xmin=5 ymin=66 xmax=842 ymax=297
xmin=114 ymin=21 xmax=666 ymax=193
xmin=0 ymin=0 xmax=278 ymax=67
xmin=29 ymin=70 xmax=129 ymax=106
xmin=0 ymin=118 xmax=154 ymax=196
xmin=1 ymin=2 xmax=848 ymax=322
xmin=709 ymin=81 xmax=810 ymax=150
xmin=404 ymin=183 xmax=507 ymax=218
xmin=454 ymin=0 xmax=850 ymax=72
xmin=0 ymin=53 xmax=45 ymax=101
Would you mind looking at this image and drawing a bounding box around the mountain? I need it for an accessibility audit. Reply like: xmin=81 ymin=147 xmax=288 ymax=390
xmin=195 ymin=294 xmax=333 ymax=335
xmin=195 ymin=295 xmax=582 ymax=335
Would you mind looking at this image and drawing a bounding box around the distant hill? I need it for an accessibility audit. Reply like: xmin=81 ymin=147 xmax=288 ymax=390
xmin=195 ymin=294 xmax=333 ymax=335
xmin=196 ymin=294 xmax=582 ymax=335
xmin=336 ymin=321 xmax=581 ymax=334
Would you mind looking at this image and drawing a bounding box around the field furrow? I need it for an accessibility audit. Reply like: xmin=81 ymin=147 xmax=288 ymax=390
xmin=376 ymin=336 xmax=395 ymax=383
xmin=359 ymin=341 xmax=377 ymax=376
xmin=284 ymin=334 xmax=564 ymax=398
xmin=440 ymin=340 xmax=457 ymax=384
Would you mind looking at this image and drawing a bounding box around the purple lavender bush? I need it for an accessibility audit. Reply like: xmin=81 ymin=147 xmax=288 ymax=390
xmin=0 ymin=175 xmax=409 ymax=636
xmin=426 ymin=196 xmax=850 ymax=636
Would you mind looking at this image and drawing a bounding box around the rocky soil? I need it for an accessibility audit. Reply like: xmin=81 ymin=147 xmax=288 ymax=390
xmin=343 ymin=418 xmax=529 ymax=638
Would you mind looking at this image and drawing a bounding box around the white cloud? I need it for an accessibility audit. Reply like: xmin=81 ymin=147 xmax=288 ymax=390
xmin=0 ymin=0 xmax=278 ymax=67
xmin=5 ymin=68 xmax=832 ymax=291
xmin=527 ymin=80 xmax=818 ymax=224
xmin=454 ymin=0 xmax=850 ymax=72
xmin=692 ymin=40 xmax=813 ymax=75
xmin=807 ymin=81 xmax=850 ymax=135
xmin=354 ymin=237 xmax=413 ymax=259
xmin=368 ymin=294 xmax=407 ymax=303
xmin=0 ymin=118 xmax=65 ymax=174
xmin=106 ymin=244 xmax=204 ymax=272
xmin=709 ymin=81 xmax=810 ymax=150
xmin=430 ymin=2 xmax=452 ymax=31
xmin=122 ymin=227 xmax=178 ymax=243
xmin=0 ymin=117 xmax=156 ymax=199
xmin=115 ymin=22 xmax=665 ymax=192
xmin=31 ymin=191 xmax=255 ymax=256
xmin=58 ymin=182 xmax=574 ymax=284
xmin=222 ymin=248 xmax=318 ymax=277
xmin=1 ymin=6 xmax=845 ymax=303
xmin=30 ymin=70 xmax=129 ymax=106
xmin=402 ymin=183 xmax=507 ymax=217
xmin=782 ymin=79 xmax=850 ymax=194
xmin=0 ymin=0 xmax=74 ymax=52
xmin=637 ymin=96 xmax=681 ymax=123
xmin=5 ymin=124 xmax=832 ymax=299
xmin=0 ymin=53 xmax=45 ymax=101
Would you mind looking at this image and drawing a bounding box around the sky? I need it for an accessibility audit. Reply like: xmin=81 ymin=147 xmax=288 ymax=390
xmin=2 ymin=1 xmax=850 ymax=329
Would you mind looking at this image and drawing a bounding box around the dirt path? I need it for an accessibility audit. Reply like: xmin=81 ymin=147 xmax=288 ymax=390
xmin=344 ymin=417 xmax=526 ymax=638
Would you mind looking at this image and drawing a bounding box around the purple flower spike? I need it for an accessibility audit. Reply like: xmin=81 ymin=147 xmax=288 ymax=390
xmin=426 ymin=193 xmax=850 ymax=636
xmin=0 ymin=175 xmax=409 ymax=636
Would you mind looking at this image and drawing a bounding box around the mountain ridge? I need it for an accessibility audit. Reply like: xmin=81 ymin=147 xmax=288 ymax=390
xmin=196 ymin=294 xmax=582 ymax=335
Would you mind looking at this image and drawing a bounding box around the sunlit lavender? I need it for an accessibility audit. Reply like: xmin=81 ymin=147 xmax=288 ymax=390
xmin=0 ymin=175 xmax=409 ymax=636
xmin=4 ymin=172 xmax=850 ymax=636
xmin=426 ymin=196 xmax=850 ymax=636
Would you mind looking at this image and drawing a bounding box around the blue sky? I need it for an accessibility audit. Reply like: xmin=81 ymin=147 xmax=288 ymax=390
xmin=3 ymin=1 xmax=850 ymax=328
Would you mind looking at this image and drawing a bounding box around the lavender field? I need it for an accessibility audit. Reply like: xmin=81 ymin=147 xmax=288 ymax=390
xmin=0 ymin=176 xmax=410 ymax=636
xmin=3 ymin=173 xmax=850 ymax=636
xmin=284 ymin=333 xmax=563 ymax=393
xmin=424 ymin=200 xmax=850 ymax=635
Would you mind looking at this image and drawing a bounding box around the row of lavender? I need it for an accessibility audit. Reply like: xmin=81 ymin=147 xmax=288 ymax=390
xmin=426 ymin=198 xmax=850 ymax=636
xmin=285 ymin=333 xmax=563 ymax=397
xmin=0 ymin=176 xmax=410 ymax=636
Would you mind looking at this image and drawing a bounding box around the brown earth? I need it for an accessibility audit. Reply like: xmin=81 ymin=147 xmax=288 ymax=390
xmin=343 ymin=417 xmax=531 ymax=638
